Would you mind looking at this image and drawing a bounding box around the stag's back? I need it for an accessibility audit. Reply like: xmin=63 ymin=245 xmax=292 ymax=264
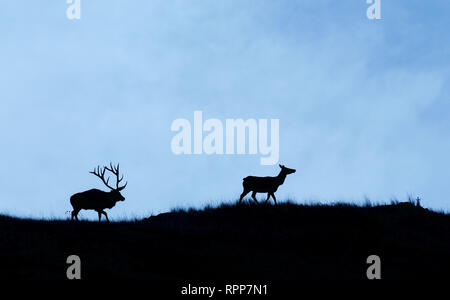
xmin=70 ymin=189 xmax=112 ymax=210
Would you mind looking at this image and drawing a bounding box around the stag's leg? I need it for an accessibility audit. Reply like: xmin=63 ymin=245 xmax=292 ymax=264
xmin=251 ymin=191 xmax=259 ymax=204
xmin=271 ymin=193 xmax=277 ymax=205
xmin=239 ymin=188 xmax=250 ymax=204
xmin=71 ymin=209 xmax=80 ymax=221
xmin=97 ymin=210 xmax=102 ymax=222
xmin=101 ymin=211 xmax=110 ymax=222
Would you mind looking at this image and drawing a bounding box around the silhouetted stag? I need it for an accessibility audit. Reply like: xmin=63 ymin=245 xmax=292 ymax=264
xmin=70 ymin=163 xmax=127 ymax=222
xmin=239 ymin=164 xmax=296 ymax=205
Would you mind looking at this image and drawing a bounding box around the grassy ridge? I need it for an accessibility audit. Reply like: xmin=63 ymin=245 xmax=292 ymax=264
xmin=0 ymin=201 xmax=449 ymax=279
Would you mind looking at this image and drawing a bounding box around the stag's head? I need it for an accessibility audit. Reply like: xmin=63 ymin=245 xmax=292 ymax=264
xmin=90 ymin=163 xmax=127 ymax=202
xmin=279 ymin=164 xmax=296 ymax=175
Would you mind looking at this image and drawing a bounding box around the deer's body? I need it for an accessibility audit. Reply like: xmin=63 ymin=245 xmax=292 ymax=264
xmin=71 ymin=188 xmax=122 ymax=209
xmin=70 ymin=164 xmax=127 ymax=222
xmin=239 ymin=165 xmax=295 ymax=204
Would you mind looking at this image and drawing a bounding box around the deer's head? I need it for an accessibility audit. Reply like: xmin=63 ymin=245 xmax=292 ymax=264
xmin=279 ymin=164 xmax=296 ymax=175
xmin=90 ymin=163 xmax=127 ymax=202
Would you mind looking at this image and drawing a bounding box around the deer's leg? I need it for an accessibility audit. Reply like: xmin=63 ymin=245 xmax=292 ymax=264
xmin=239 ymin=189 xmax=250 ymax=203
xmin=97 ymin=210 xmax=102 ymax=222
xmin=271 ymin=193 xmax=277 ymax=205
xmin=102 ymin=211 xmax=110 ymax=222
xmin=265 ymin=193 xmax=271 ymax=203
xmin=251 ymin=191 xmax=259 ymax=204
xmin=71 ymin=209 xmax=80 ymax=221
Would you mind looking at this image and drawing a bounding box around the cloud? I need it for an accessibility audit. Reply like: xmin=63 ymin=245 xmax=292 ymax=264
xmin=0 ymin=1 xmax=449 ymax=217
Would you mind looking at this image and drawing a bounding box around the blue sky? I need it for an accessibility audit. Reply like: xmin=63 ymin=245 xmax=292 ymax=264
xmin=0 ymin=1 xmax=449 ymax=219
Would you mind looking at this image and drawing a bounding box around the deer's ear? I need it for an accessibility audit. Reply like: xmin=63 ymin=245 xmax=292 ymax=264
xmin=279 ymin=164 xmax=283 ymax=168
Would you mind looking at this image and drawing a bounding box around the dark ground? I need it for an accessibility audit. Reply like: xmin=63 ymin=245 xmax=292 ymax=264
xmin=1 ymin=201 xmax=449 ymax=280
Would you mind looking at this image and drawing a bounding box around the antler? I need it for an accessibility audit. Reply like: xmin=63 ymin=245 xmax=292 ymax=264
xmin=105 ymin=163 xmax=128 ymax=191
xmin=90 ymin=166 xmax=115 ymax=190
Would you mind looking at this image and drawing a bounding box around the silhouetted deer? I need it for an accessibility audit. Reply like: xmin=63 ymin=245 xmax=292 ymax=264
xmin=70 ymin=163 xmax=127 ymax=222
xmin=239 ymin=164 xmax=296 ymax=205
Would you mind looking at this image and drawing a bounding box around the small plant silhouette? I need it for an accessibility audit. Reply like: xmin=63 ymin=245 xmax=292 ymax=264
xmin=239 ymin=164 xmax=296 ymax=205
xmin=70 ymin=163 xmax=127 ymax=222
xmin=416 ymin=197 xmax=421 ymax=207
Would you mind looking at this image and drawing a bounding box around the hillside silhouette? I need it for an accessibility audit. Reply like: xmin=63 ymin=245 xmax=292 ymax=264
xmin=1 ymin=201 xmax=450 ymax=279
